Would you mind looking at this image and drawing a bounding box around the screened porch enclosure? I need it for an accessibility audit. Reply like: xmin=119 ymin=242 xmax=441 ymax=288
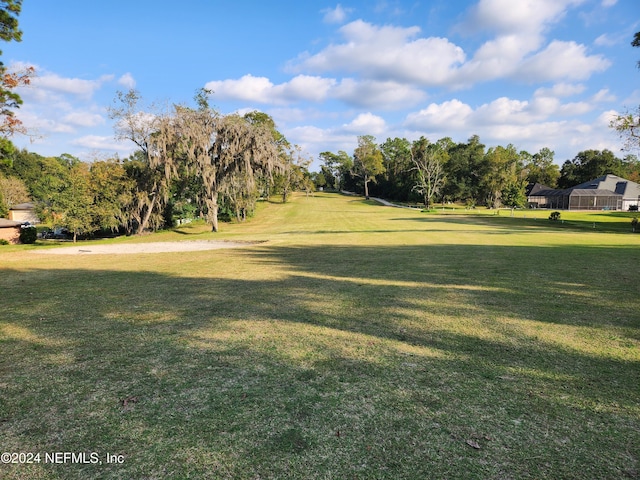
xmin=528 ymin=189 xmax=623 ymax=210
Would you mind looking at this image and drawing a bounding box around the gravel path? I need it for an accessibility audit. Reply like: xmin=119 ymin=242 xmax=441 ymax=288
xmin=31 ymin=240 xmax=252 ymax=255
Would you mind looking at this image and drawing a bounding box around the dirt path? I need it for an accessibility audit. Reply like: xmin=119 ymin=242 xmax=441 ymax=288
xmin=31 ymin=240 xmax=253 ymax=255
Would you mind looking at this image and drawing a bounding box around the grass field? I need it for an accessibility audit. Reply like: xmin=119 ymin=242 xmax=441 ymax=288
xmin=2 ymin=193 xmax=639 ymax=479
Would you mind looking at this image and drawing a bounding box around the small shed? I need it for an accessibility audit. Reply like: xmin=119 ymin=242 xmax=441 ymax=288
xmin=9 ymin=202 xmax=39 ymax=224
xmin=0 ymin=218 xmax=24 ymax=244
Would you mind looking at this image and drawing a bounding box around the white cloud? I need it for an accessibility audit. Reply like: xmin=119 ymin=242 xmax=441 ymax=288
xmin=591 ymin=88 xmax=616 ymax=103
xmin=205 ymin=74 xmax=336 ymax=104
xmin=18 ymin=109 xmax=75 ymax=134
xmin=322 ymin=4 xmax=351 ymax=24
xmin=341 ymin=112 xmax=386 ymax=135
xmin=206 ymin=74 xmax=273 ymax=103
xmin=284 ymin=124 xmax=357 ymax=160
xmin=516 ymin=41 xmax=610 ymax=82
xmin=206 ymin=74 xmax=425 ymax=110
xmin=601 ymin=0 xmax=617 ymax=7
xmin=118 ymin=73 xmax=136 ymax=89
xmin=401 ymin=91 xmax=622 ymax=161
xmin=293 ymin=10 xmax=608 ymax=91
xmin=475 ymin=97 xmax=533 ymax=124
xmin=404 ymin=91 xmax=609 ymax=134
xmin=284 ymin=114 xmax=389 ymax=160
xmin=333 ymin=79 xmax=426 ymax=109
xmin=287 ymin=125 xmax=329 ymax=142
xmin=534 ymin=83 xmax=586 ymax=98
xmin=453 ymin=34 xmax=538 ymax=86
xmin=61 ymin=112 xmax=105 ymax=128
xmin=276 ymin=75 xmax=337 ymax=102
xmin=404 ymin=100 xmax=473 ymax=130
xmin=34 ymin=72 xmax=114 ymax=99
xmin=460 ymin=0 xmax=585 ymax=36
xmin=292 ymin=20 xmax=465 ymax=86
xmin=71 ymin=135 xmax=130 ymax=152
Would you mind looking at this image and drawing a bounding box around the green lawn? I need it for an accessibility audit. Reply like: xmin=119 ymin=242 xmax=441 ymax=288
xmin=2 ymin=192 xmax=639 ymax=479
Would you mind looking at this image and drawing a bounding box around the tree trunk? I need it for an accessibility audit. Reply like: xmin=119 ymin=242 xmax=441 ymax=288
xmin=208 ymin=191 xmax=219 ymax=232
xmin=137 ymin=195 xmax=157 ymax=235
xmin=364 ymin=176 xmax=370 ymax=198
xmin=211 ymin=204 xmax=219 ymax=232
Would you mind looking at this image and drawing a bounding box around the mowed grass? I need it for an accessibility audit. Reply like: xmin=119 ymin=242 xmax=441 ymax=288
xmin=1 ymin=192 xmax=639 ymax=479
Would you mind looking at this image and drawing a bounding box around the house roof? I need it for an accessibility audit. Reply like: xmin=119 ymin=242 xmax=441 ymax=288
xmin=9 ymin=202 xmax=35 ymax=210
xmin=0 ymin=218 xmax=24 ymax=228
xmin=572 ymin=174 xmax=640 ymax=199
xmin=528 ymin=174 xmax=639 ymax=200
xmin=525 ymin=182 xmax=552 ymax=196
xmin=529 ymin=188 xmax=568 ymax=197
xmin=568 ymin=188 xmax=622 ymax=197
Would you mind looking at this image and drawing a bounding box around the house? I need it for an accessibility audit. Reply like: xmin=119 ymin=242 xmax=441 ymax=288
xmin=572 ymin=175 xmax=640 ymax=211
xmin=526 ymin=175 xmax=640 ymax=211
xmin=0 ymin=218 xmax=24 ymax=244
xmin=8 ymin=202 xmax=39 ymax=224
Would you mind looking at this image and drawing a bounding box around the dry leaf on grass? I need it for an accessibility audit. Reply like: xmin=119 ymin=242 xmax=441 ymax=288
xmin=466 ymin=439 xmax=481 ymax=449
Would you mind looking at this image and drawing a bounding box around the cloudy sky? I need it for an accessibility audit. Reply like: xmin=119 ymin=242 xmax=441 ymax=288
xmin=4 ymin=0 xmax=639 ymax=169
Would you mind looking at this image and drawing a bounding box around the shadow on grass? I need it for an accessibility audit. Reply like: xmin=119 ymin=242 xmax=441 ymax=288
xmin=390 ymin=211 xmax=639 ymax=235
xmin=2 ymin=242 xmax=639 ymax=479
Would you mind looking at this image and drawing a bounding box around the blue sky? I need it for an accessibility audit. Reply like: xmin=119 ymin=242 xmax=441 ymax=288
xmin=4 ymin=0 xmax=639 ymax=169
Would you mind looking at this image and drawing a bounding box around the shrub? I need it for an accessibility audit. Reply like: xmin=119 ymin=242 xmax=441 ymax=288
xmin=549 ymin=211 xmax=561 ymax=221
xmin=19 ymin=225 xmax=37 ymax=244
xmin=632 ymin=217 xmax=639 ymax=233
xmin=0 ymin=238 xmax=9 ymax=245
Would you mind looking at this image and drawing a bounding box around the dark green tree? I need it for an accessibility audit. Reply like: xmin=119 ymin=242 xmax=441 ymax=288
xmin=442 ymin=135 xmax=485 ymax=204
xmin=558 ymin=149 xmax=623 ymax=188
xmin=319 ymin=150 xmax=351 ymax=190
xmin=378 ymin=137 xmax=413 ymax=201
xmin=90 ymin=158 xmax=135 ymax=233
xmin=52 ymin=162 xmax=94 ymax=242
xmin=480 ymin=144 xmax=521 ymax=208
xmin=501 ymin=182 xmax=527 ymax=216
xmin=525 ymin=147 xmax=560 ymax=187
xmin=352 ymin=135 xmax=385 ymax=198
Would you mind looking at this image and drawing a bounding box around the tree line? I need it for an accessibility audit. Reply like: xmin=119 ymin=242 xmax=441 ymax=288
xmin=2 ymin=123 xmax=640 ymax=241
xmin=0 ymin=90 xmax=315 ymax=241
xmin=315 ymin=135 xmax=640 ymax=209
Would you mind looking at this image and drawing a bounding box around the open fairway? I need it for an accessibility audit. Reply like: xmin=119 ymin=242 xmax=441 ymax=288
xmin=1 ymin=193 xmax=639 ymax=479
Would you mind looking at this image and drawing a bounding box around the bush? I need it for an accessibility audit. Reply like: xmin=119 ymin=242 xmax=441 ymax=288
xmin=19 ymin=225 xmax=37 ymax=244
xmin=632 ymin=217 xmax=639 ymax=233
xmin=0 ymin=238 xmax=9 ymax=245
xmin=549 ymin=211 xmax=561 ymax=221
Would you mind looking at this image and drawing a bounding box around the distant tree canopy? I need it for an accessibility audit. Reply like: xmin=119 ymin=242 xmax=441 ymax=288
xmin=558 ymin=149 xmax=639 ymax=188
xmin=319 ymin=136 xmax=639 ymax=207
